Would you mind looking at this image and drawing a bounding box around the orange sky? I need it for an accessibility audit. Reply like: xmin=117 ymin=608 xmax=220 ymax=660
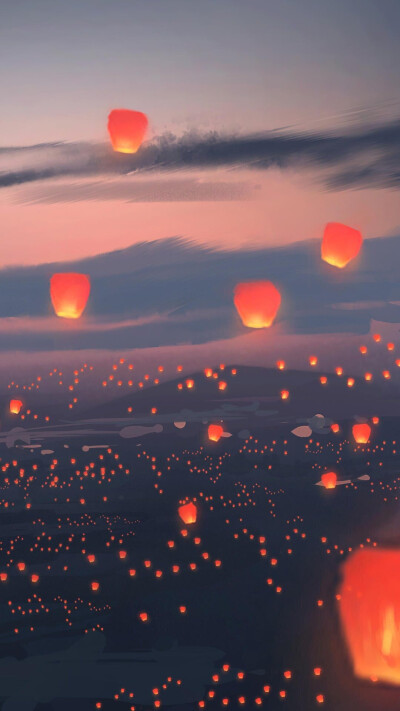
xmin=1 ymin=169 xmax=399 ymax=267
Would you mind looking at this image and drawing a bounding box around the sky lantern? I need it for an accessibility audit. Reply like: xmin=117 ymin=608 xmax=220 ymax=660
xmin=276 ymin=360 xmax=285 ymax=370
xmin=338 ymin=548 xmax=400 ymax=685
xmin=321 ymin=222 xmax=363 ymax=268
xmin=321 ymin=471 xmax=337 ymax=489
xmin=208 ymin=424 xmax=223 ymax=442
xmin=233 ymin=281 xmax=281 ymax=329
xmin=107 ymin=109 xmax=148 ymax=154
xmin=9 ymin=399 xmax=23 ymax=415
xmin=178 ymin=502 xmax=197 ymax=525
xmin=352 ymin=423 xmax=371 ymax=444
xmin=50 ymin=273 xmax=91 ymax=319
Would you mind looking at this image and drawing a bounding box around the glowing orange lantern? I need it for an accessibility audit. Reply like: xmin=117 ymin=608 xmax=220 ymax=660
xmin=10 ymin=399 xmax=23 ymax=414
xmin=178 ymin=502 xmax=197 ymax=525
xmin=352 ymin=423 xmax=371 ymax=444
xmin=233 ymin=281 xmax=281 ymax=329
xmin=309 ymin=355 xmax=318 ymax=367
xmin=321 ymin=471 xmax=337 ymax=489
xmin=276 ymin=360 xmax=285 ymax=370
xmin=50 ymin=273 xmax=90 ymax=319
xmin=331 ymin=423 xmax=340 ymax=433
xmin=338 ymin=548 xmax=400 ymax=685
xmin=321 ymin=222 xmax=363 ymax=268
xmin=280 ymin=390 xmax=289 ymax=400
xmin=208 ymin=425 xmax=223 ymax=442
xmin=107 ymin=109 xmax=148 ymax=154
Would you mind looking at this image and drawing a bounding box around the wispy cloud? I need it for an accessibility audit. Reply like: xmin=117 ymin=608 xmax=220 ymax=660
xmin=1 ymin=119 xmax=400 ymax=191
xmin=17 ymin=176 xmax=255 ymax=204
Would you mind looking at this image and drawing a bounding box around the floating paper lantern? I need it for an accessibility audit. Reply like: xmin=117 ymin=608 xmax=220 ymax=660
xmin=9 ymin=399 xmax=23 ymax=415
xmin=338 ymin=548 xmax=400 ymax=685
xmin=321 ymin=471 xmax=337 ymax=489
xmin=107 ymin=109 xmax=148 ymax=154
xmin=208 ymin=424 xmax=223 ymax=442
xmin=352 ymin=423 xmax=371 ymax=444
xmin=234 ymin=281 xmax=281 ymax=329
xmin=178 ymin=502 xmax=197 ymax=525
xmin=321 ymin=223 xmax=363 ymax=268
xmin=50 ymin=273 xmax=90 ymax=319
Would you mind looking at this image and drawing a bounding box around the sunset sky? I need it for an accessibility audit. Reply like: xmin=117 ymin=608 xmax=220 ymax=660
xmin=1 ymin=0 xmax=400 ymax=268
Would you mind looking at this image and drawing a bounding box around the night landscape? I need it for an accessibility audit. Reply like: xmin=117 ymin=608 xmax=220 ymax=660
xmin=2 ymin=2 xmax=400 ymax=710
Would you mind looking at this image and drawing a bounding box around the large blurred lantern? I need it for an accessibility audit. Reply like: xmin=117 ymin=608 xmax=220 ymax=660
xmin=178 ymin=502 xmax=197 ymax=525
xmin=234 ymin=281 xmax=281 ymax=329
xmin=338 ymin=548 xmax=400 ymax=685
xmin=10 ymin=399 xmax=23 ymax=415
xmin=321 ymin=223 xmax=363 ymax=268
xmin=208 ymin=424 xmax=223 ymax=442
xmin=107 ymin=109 xmax=148 ymax=154
xmin=352 ymin=423 xmax=371 ymax=444
xmin=321 ymin=471 xmax=337 ymax=489
xmin=50 ymin=273 xmax=91 ymax=319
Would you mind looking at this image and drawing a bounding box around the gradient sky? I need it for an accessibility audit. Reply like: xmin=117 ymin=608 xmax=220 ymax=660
xmin=1 ymin=0 xmax=400 ymax=266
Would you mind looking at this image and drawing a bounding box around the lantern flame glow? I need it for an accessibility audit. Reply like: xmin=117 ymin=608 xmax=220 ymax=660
xmin=50 ymin=273 xmax=91 ymax=319
xmin=107 ymin=109 xmax=148 ymax=154
xmin=234 ymin=281 xmax=281 ymax=329
xmin=321 ymin=223 xmax=363 ymax=269
xmin=338 ymin=548 xmax=400 ymax=686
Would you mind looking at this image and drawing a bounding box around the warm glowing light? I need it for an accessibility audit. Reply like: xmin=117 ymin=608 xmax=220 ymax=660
xmin=331 ymin=423 xmax=340 ymax=433
xmin=321 ymin=222 xmax=363 ymax=268
xmin=352 ymin=423 xmax=371 ymax=444
xmin=107 ymin=109 xmax=148 ymax=154
xmin=9 ymin=399 xmax=23 ymax=414
xmin=321 ymin=471 xmax=337 ymax=489
xmin=208 ymin=424 xmax=224 ymax=442
xmin=309 ymin=355 xmax=318 ymax=366
xmin=276 ymin=360 xmax=285 ymax=370
xmin=50 ymin=273 xmax=90 ymax=319
xmin=338 ymin=548 xmax=400 ymax=686
xmin=233 ymin=281 xmax=281 ymax=329
xmin=280 ymin=389 xmax=289 ymax=400
xmin=178 ymin=502 xmax=197 ymax=525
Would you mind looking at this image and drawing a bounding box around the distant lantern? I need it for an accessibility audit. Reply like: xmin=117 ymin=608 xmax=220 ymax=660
xmin=321 ymin=223 xmax=363 ymax=269
xmin=321 ymin=471 xmax=337 ymax=489
xmin=352 ymin=423 xmax=371 ymax=444
xmin=9 ymin=399 xmax=23 ymax=415
xmin=208 ymin=424 xmax=223 ymax=442
xmin=178 ymin=502 xmax=197 ymax=525
xmin=338 ymin=548 xmax=400 ymax=685
xmin=50 ymin=273 xmax=91 ymax=319
xmin=107 ymin=109 xmax=148 ymax=154
xmin=233 ymin=281 xmax=281 ymax=329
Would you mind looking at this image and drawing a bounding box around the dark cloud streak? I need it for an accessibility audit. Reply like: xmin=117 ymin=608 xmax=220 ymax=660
xmin=1 ymin=119 xmax=400 ymax=190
